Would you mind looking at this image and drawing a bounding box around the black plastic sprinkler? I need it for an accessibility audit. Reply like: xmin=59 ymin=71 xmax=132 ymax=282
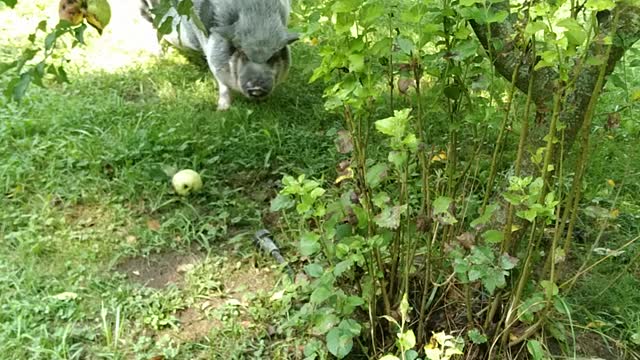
xmin=253 ymin=229 xmax=294 ymax=280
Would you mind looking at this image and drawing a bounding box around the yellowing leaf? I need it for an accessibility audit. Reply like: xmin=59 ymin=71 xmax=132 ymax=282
xmin=444 ymin=347 xmax=463 ymax=356
xmin=270 ymin=290 xmax=285 ymax=301
xmin=606 ymin=179 xmax=615 ymax=187
xmin=431 ymin=151 xmax=447 ymax=162
xmin=610 ymin=208 xmax=620 ymax=218
xmin=424 ymin=347 xmax=442 ymax=360
xmin=379 ymin=356 xmax=401 ymax=360
xmin=147 ymin=219 xmax=161 ymax=231
xmin=52 ymin=292 xmax=78 ymax=301
xmin=586 ymin=320 xmax=608 ymax=328
xmin=335 ymin=167 xmax=354 ymax=184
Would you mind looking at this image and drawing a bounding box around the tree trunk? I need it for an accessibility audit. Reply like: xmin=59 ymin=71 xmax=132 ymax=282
xmin=470 ymin=1 xmax=640 ymax=151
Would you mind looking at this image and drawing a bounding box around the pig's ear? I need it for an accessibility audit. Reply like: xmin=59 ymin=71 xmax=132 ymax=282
xmin=286 ymin=32 xmax=300 ymax=44
xmin=213 ymin=24 xmax=236 ymax=40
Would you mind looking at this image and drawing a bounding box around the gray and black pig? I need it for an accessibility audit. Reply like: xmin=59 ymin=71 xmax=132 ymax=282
xmin=141 ymin=0 xmax=298 ymax=110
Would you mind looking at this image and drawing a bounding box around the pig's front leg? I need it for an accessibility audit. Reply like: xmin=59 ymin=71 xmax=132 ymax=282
xmin=204 ymin=34 xmax=234 ymax=111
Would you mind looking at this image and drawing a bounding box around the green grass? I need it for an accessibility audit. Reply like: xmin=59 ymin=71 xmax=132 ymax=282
xmin=0 ymin=1 xmax=339 ymax=358
xmin=1 ymin=1 xmax=639 ymax=359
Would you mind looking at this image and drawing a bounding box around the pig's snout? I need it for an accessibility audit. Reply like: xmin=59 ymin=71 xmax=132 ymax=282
xmin=243 ymin=79 xmax=273 ymax=99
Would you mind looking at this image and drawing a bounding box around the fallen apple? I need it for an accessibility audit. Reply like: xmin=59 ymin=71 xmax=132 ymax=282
xmin=172 ymin=169 xmax=203 ymax=196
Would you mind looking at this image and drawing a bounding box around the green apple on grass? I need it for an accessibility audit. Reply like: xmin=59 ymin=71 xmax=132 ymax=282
xmin=172 ymin=169 xmax=203 ymax=195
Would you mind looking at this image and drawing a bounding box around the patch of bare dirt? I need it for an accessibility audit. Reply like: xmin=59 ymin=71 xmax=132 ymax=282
xmin=154 ymin=264 xmax=279 ymax=343
xmin=574 ymin=331 xmax=624 ymax=360
xmin=225 ymin=265 xmax=279 ymax=301
xmin=65 ymin=204 xmax=115 ymax=228
xmin=119 ymin=249 xmax=283 ymax=343
xmin=115 ymin=251 xmax=203 ymax=289
xmin=161 ymin=306 xmax=221 ymax=342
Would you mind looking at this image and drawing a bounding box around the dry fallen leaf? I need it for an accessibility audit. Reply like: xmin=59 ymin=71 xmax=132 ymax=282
xmin=335 ymin=130 xmax=354 ymax=154
xmin=456 ymin=232 xmax=475 ymax=249
xmin=605 ymin=112 xmax=621 ymax=130
xmin=398 ymin=78 xmax=416 ymax=95
xmin=52 ymin=292 xmax=78 ymax=301
xmin=147 ymin=219 xmax=161 ymax=231
xmin=176 ymin=263 xmax=195 ymax=273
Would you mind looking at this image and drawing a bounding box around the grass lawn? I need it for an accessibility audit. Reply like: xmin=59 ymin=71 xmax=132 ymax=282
xmin=0 ymin=1 xmax=340 ymax=358
xmin=1 ymin=1 xmax=639 ymax=359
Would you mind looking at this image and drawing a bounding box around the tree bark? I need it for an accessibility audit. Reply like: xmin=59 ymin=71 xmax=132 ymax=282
xmin=470 ymin=1 xmax=640 ymax=150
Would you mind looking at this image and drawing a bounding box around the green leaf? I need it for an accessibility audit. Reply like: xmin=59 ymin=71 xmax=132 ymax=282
xmin=608 ymin=73 xmax=627 ymax=90
xmin=469 ymin=246 xmax=494 ymax=265
xmin=360 ymin=3 xmax=385 ymax=26
xmin=311 ymin=310 xmax=339 ymax=335
xmin=388 ymin=151 xmax=407 ymax=169
xmin=310 ymin=187 xmax=326 ymax=199
xmin=540 ymin=280 xmax=559 ymax=297
xmin=404 ymin=350 xmax=419 ymax=360
xmin=373 ymin=192 xmax=391 ymax=209
xmin=326 ymin=327 xmax=354 ymax=359
xmin=503 ymin=192 xmax=524 ymax=205
xmin=1 ymin=0 xmax=17 ymax=7
xmin=499 ymin=254 xmax=519 ymax=270
xmin=6 ymin=72 xmax=32 ymax=101
xmin=304 ymin=263 xmax=324 ymax=278
xmin=375 ymin=109 xmax=411 ymax=138
xmin=366 ymin=163 xmax=388 ymax=189
xmin=331 ymin=0 xmax=361 ymax=13
xmin=177 ymin=0 xmax=193 ymax=15
xmin=44 ymin=31 xmax=57 ymax=51
xmin=304 ymin=339 xmax=324 ymax=357
xmin=433 ymin=196 xmax=452 ymax=215
xmin=470 ymin=203 xmax=498 ymax=228
xmin=397 ymin=37 xmax=414 ymax=55
xmin=189 ymin=6 xmax=208 ymax=36
xmin=525 ymin=21 xmax=547 ymax=35
xmin=453 ymin=257 xmax=471 ymax=276
xmin=338 ymin=318 xmax=361 ymax=336
xmin=517 ymin=208 xmax=538 ymax=222
xmin=556 ymin=18 xmax=586 ymax=45
xmin=519 ymin=294 xmax=545 ymax=323
xmin=481 ymin=267 xmax=506 ymax=294
xmin=270 ymin=194 xmax=294 ymax=212
xmin=300 ymin=232 xmax=321 ymax=256
xmin=333 ymin=259 xmax=353 ymax=277
xmin=460 ymin=0 xmax=483 ymax=5
xmin=585 ymin=0 xmax=615 ymax=11
xmin=342 ymin=296 xmax=364 ymax=314
xmin=374 ymin=205 xmax=408 ymax=229
xmin=0 ymin=61 xmax=17 ymax=75
xmin=468 ymin=268 xmax=483 ymax=282
xmin=482 ymin=230 xmax=504 ymax=244
xmin=444 ymin=85 xmax=462 ymax=100
xmin=527 ymin=340 xmax=545 ymax=360
xmin=487 ymin=10 xmax=508 ymax=24
xmin=398 ymin=329 xmax=416 ymax=349
xmin=348 ymin=54 xmax=365 ymax=73
xmin=310 ymin=285 xmax=333 ymax=305
xmin=158 ymin=16 xmax=174 ymax=36
xmin=468 ymin=328 xmax=488 ymax=344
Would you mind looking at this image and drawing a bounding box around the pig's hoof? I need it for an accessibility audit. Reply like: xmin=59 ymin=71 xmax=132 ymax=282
xmin=217 ymin=97 xmax=231 ymax=111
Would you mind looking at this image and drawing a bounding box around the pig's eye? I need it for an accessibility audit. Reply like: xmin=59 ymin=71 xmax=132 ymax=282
xmin=267 ymin=48 xmax=285 ymax=64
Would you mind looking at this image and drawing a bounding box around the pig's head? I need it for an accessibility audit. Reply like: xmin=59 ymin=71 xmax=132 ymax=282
xmin=215 ymin=11 xmax=299 ymax=99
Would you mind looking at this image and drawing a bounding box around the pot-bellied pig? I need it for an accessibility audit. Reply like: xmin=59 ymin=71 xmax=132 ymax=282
xmin=141 ymin=0 xmax=298 ymax=110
